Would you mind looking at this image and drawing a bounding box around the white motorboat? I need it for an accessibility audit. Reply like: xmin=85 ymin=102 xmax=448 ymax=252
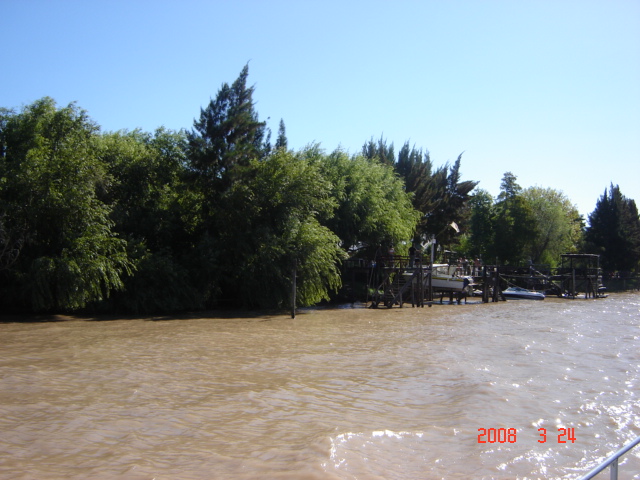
xmin=430 ymin=264 xmax=473 ymax=292
xmin=502 ymin=286 xmax=545 ymax=300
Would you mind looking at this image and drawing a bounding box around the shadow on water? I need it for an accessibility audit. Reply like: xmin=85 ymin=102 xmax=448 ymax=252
xmin=0 ymin=313 xmax=73 ymax=324
xmin=0 ymin=295 xmax=548 ymax=323
xmin=0 ymin=308 xmax=299 ymax=324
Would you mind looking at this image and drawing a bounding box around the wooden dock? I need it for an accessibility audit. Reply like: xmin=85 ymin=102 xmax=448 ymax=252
xmin=354 ymin=253 xmax=606 ymax=308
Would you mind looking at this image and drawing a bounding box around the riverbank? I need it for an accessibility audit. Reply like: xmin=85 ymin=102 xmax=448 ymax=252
xmin=1 ymin=290 xmax=633 ymax=323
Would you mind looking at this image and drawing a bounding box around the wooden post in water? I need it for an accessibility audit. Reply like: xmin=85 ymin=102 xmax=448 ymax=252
xmin=419 ymin=259 xmax=425 ymax=307
xmin=493 ymin=266 xmax=500 ymax=302
xmin=411 ymin=268 xmax=416 ymax=308
xmin=482 ymin=266 xmax=488 ymax=303
xmin=428 ymin=240 xmax=434 ymax=302
xmin=291 ymin=258 xmax=297 ymax=319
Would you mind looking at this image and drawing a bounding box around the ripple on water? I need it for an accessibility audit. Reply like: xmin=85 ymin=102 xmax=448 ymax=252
xmin=0 ymin=293 xmax=639 ymax=479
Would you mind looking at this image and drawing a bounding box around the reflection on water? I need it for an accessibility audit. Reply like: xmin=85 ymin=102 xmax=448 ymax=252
xmin=0 ymin=293 xmax=638 ymax=479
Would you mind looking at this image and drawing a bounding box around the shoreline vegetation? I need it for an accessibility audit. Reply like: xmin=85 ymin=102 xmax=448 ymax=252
xmin=1 ymin=65 xmax=639 ymax=315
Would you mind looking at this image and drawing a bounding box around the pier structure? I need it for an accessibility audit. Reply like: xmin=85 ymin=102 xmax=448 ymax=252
xmin=367 ymin=254 xmax=427 ymax=308
xmin=354 ymin=252 xmax=606 ymax=308
xmin=366 ymin=254 xmax=476 ymax=307
xmin=485 ymin=264 xmax=557 ymax=299
xmin=478 ymin=254 xmax=605 ymax=300
xmin=479 ymin=265 xmax=504 ymax=303
xmin=554 ymin=254 xmax=604 ymax=299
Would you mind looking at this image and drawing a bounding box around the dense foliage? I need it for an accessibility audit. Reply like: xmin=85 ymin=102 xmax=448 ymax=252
xmin=1 ymin=66 xmax=638 ymax=313
xmin=0 ymin=68 xmax=419 ymax=312
xmin=585 ymin=185 xmax=640 ymax=273
xmin=362 ymin=137 xmax=477 ymax=246
xmin=464 ymin=173 xmax=583 ymax=267
xmin=0 ymin=99 xmax=132 ymax=311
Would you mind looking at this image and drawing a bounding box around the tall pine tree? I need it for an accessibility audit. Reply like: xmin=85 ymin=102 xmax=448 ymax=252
xmin=187 ymin=64 xmax=269 ymax=211
xmin=275 ymin=118 xmax=288 ymax=150
xmin=586 ymin=184 xmax=640 ymax=273
xmin=488 ymin=172 xmax=537 ymax=265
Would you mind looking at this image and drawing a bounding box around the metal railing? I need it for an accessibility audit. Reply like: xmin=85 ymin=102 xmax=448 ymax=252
xmin=577 ymin=435 xmax=640 ymax=480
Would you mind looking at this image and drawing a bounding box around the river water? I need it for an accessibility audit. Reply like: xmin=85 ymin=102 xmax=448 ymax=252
xmin=0 ymin=293 xmax=638 ymax=479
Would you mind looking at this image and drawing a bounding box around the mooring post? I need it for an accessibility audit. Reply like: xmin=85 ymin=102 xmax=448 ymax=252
xmin=482 ymin=266 xmax=488 ymax=303
xmin=428 ymin=240 xmax=434 ymax=302
xmin=291 ymin=258 xmax=297 ymax=319
xmin=419 ymin=262 xmax=425 ymax=307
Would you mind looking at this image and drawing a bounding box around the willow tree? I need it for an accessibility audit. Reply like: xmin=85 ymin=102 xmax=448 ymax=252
xmin=213 ymin=145 xmax=420 ymax=308
xmin=96 ymin=128 xmax=206 ymax=313
xmin=217 ymin=148 xmax=344 ymax=308
xmin=319 ymin=148 xmax=420 ymax=251
xmin=0 ymin=98 xmax=132 ymax=311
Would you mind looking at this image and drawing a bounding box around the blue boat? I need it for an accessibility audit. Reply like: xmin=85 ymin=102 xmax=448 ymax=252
xmin=502 ymin=286 xmax=545 ymax=300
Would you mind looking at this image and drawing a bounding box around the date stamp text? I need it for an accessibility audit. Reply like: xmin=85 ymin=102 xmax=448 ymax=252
xmin=477 ymin=427 xmax=576 ymax=444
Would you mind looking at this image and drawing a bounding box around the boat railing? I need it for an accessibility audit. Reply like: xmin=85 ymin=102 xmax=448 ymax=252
xmin=576 ymin=435 xmax=640 ymax=480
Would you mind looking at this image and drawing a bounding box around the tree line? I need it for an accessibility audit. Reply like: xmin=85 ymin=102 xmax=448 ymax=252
xmin=1 ymin=65 xmax=638 ymax=313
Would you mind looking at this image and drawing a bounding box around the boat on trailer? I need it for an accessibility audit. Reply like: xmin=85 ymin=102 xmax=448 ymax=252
xmin=502 ymin=286 xmax=545 ymax=300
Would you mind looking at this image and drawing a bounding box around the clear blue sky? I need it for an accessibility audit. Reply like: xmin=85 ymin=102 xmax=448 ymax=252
xmin=2 ymin=0 xmax=639 ymax=220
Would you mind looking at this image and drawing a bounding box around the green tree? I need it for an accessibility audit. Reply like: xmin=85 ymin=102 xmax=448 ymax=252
xmin=0 ymin=210 xmax=24 ymax=272
xmin=187 ymin=64 xmax=269 ymax=219
xmin=522 ymin=187 xmax=583 ymax=266
xmin=99 ymin=128 xmax=189 ymax=250
xmin=489 ymin=172 xmax=537 ymax=265
xmin=395 ymin=142 xmax=431 ymax=194
xmin=0 ymin=106 xmax=26 ymax=273
xmin=182 ymin=65 xmax=274 ymax=308
xmin=425 ymin=154 xmax=477 ymax=246
xmin=467 ymin=188 xmax=495 ymax=259
xmin=215 ymin=148 xmax=344 ymax=308
xmin=96 ymin=128 xmax=207 ymax=313
xmin=319 ymin=148 xmax=420 ymax=250
xmin=395 ymin=142 xmax=445 ymax=238
xmin=275 ymin=118 xmax=288 ymax=150
xmin=585 ymin=184 xmax=640 ymax=273
xmin=362 ymin=135 xmax=395 ymax=166
xmin=0 ymin=98 xmax=132 ymax=311
xmin=497 ymin=171 xmax=522 ymax=200
xmin=364 ymin=138 xmax=477 ymax=247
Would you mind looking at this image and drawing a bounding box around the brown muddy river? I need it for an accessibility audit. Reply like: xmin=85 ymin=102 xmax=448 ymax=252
xmin=1 ymin=293 xmax=639 ymax=479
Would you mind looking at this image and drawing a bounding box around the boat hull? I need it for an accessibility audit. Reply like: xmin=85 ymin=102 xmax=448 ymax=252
xmin=502 ymin=287 xmax=545 ymax=300
xmin=431 ymin=276 xmax=471 ymax=291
